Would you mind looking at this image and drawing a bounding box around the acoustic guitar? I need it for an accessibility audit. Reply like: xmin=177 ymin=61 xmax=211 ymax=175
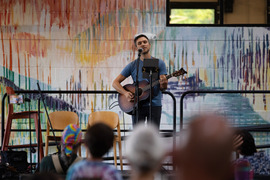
xmin=118 ymin=68 xmax=187 ymax=114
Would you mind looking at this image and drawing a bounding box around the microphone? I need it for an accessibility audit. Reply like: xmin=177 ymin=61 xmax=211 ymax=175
xmin=138 ymin=48 xmax=143 ymax=53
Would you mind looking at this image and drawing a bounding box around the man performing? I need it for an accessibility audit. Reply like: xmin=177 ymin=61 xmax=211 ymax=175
xmin=112 ymin=33 xmax=168 ymax=128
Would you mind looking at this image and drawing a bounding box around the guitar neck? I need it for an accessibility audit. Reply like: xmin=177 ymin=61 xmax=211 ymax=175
xmin=141 ymin=74 xmax=172 ymax=92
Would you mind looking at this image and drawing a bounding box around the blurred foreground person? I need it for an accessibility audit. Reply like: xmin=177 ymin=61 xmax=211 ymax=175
xmin=174 ymin=114 xmax=234 ymax=180
xmin=66 ymin=123 xmax=122 ymax=180
xmin=40 ymin=124 xmax=83 ymax=174
xmin=125 ymin=123 xmax=166 ymax=180
xmin=234 ymin=129 xmax=270 ymax=175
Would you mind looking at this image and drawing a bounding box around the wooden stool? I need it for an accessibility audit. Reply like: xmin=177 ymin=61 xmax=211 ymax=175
xmin=1 ymin=86 xmax=44 ymax=161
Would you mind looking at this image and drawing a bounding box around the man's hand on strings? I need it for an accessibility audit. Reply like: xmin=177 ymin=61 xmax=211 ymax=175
xmin=124 ymin=91 xmax=134 ymax=102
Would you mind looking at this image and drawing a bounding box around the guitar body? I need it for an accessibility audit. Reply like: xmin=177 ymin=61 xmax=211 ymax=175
xmin=117 ymin=68 xmax=187 ymax=114
xmin=118 ymin=80 xmax=150 ymax=114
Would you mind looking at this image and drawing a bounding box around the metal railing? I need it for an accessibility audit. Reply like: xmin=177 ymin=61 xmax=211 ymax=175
xmin=180 ymin=90 xmax=270 ymax=149
xmin=1 ymin=90 xmax=177 ymax=147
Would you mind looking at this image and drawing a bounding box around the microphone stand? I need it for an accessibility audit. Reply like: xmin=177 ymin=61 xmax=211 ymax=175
xmin=36 ymin=96 xmax=41 ymax=172
xmin=149 ymin=70 xmax=153 ymax=123
xmin=134 ymin=49 xmax=142 ymax=124
xmin=142 ymin=58 xmax=158 ymax=125
xmin=36 ymin=83 xmax=61 ymax=156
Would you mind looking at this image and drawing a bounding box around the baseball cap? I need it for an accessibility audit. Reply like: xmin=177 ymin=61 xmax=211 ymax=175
xmin=134 ymin=33 xmax=157 ymax=44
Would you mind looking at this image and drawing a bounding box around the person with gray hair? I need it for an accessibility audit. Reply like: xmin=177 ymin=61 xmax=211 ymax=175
xmin=125 ymin=123 xmax=166 ymax=180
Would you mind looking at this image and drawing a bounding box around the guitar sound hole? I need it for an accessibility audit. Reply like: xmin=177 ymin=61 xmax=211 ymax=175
xmin=138 ymin=88 xmax=143 ymax=96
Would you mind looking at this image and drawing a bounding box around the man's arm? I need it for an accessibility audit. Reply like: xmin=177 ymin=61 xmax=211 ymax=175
xmin=159 ymin=74 xmax=168 ymax=91
xmin=112 ymin=74 xmax=134 ymax=102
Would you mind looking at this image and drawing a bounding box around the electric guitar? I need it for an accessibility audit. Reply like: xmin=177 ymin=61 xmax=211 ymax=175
xmin=118 ymin=68 xmax=187 ymax=114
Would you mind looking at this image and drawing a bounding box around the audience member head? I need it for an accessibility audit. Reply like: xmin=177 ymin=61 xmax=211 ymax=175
xmin=85 ymin=123 xmax=114 ymax=159
xmin=235 ymin=129 xmax=257 ymax=156
xmin=125 ymin=123 xmax=166 ymax=178
xmin=61 ymin=124 xmax=82 ymax=156
xmin=174 ymin=114 xmax=234 ymax=180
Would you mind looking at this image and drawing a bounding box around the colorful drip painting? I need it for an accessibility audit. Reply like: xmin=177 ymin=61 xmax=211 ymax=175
xmin=1 ymin=0 xmax=270 ymax=159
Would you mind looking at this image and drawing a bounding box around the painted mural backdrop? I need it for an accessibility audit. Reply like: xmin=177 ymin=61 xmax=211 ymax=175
xmin=1 ymin=0 xmax=270 ymax=159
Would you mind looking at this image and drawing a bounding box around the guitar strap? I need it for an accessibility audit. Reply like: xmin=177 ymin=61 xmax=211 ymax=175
xmin=52 ymin=154 xmax=64 ymax=173
xmin=52 ymin=154 xmax=82 ymax=173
